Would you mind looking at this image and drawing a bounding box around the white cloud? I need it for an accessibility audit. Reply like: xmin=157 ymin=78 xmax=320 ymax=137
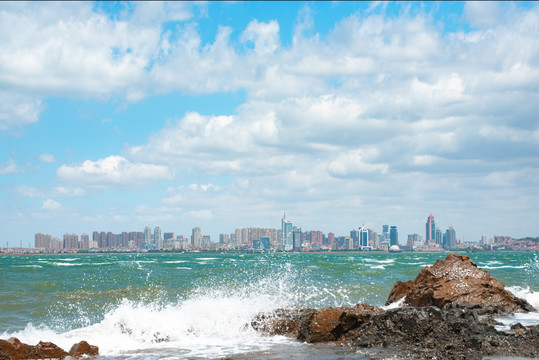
xmin=39 ymin=153 xmax=55 ymax=163
xmin=57 ymin=155 xmax=171 ymax=186
xmin=241 ymin=19 xmax=280 ymax=55
xmin=41 ymin=199 xmax=61 ymax=211
xmin=0 ymin=92 xmax=44 ymax=131
xmin=0 ymin=160 xmax=20 ymax=175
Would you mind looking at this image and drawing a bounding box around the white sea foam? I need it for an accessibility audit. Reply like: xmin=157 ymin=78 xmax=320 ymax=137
xmin=13 ymin=265 xmax=43 ymax=268
xmin=2 ymin=283 xmax=297 ymax=359
xmin=164 ymin=260 xmax=187 ymax=264
xmin=382 ymin=297 xmax=405 ymax=310
xmin=364 ymin=258 xmax=395 ymax=264
xmin=507 ymin=286 xmax=539 ymax=310
xmin=176 ymin=267 xmax=192 ymax=270
xmin=482 ymin=265 xmax=526 ymax=270
xmin=368 ymin=265 xmax=385 ymax=270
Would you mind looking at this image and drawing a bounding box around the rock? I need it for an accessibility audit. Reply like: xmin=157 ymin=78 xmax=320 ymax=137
xmin=69 ymin=340 xmax=99 ymax=358
xmin=0 ymin=338 xmax=98 ymax=360
xmin=386 ymin=253 xmax=536 ymax=313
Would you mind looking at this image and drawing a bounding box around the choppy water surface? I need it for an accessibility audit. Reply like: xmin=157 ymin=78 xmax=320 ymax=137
xmin=1 ymin=252 xmax=537 ymax=359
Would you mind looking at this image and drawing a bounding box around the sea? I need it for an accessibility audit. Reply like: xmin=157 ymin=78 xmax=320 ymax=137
xmin=1 ymin=251 xmax=538 ymax=359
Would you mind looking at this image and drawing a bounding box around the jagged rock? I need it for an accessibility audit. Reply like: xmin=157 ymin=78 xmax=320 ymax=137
xmin=251 ymin=253 xmax=539 ymax=360
xmin=386 ymin=253 xmax=536 ymax=313
xmin=68 ymin=341 xmax=99 ymax=358
xmin=0 ymin=337 xmax=98 ymax=360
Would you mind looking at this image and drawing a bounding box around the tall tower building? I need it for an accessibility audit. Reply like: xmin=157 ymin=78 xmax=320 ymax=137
xmin=445 ymin=226 xmax=456 ymax=249
xmin=143 ymin=226 xmax=151 ymax=247
xmin=191 ymin=226 xmax=202 ymax=248
xmin=382 ymin=225 xmax=389 ymax=242
xmin=154 ymin=226 xmax=162 ymax=249
xmin=359 ymin=225 xmax=369 ymax=248
xmin=281 ymin=212 xmax=293 ymax=251
xmin=390 ymin=226 xmax=398 ymax=246
xmin=426 ymin=214 xmax=436 ymax=245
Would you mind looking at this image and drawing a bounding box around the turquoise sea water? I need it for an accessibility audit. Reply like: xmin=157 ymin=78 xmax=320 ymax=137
xmin=1 ymin=252 xmax=538 ymax=359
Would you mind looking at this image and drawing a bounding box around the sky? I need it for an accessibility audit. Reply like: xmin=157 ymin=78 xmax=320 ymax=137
xmin=1 ymin=1 xmax=539 ymax=247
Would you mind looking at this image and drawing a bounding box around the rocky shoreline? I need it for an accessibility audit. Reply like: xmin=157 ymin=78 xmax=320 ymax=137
xmin=0 ymin=338 xmax=98 ymax=359
xmin=1 ymin=254 xmax=537 ymax=359
xmin=252 ymin=254 xmax=539 ymax=359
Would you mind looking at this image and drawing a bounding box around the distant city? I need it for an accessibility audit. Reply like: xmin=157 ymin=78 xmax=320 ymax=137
xmin=2 ymin=213 xmax=538 ymax=254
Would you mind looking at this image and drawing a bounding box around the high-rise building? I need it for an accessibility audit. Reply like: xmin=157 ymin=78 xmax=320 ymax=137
xmin=350 ymin=230 xmax=359 ymax=248
xmin=154 ymin=226 xmax=162 ymax=249
xmin=359 ymin=225 xmax=369 ymax=248
xmin=426 ymin=214 xmax=436 ymax=245
xmin=382 ymin=225 xmax=389 ymax=242
xmin=143 ymin=226 xmax=151 ymax=247
xmin=390 ymin=226 xmax=398 ymax=246
xmin=63 ymin=233 xmax=79 ymax=249
xmin=80 ymin=233 xmax=89 ymax=250
xmin=328 ymin=232 xmax=336 ymax=247
xmin=281 ymin=212 xmax=293 ymax=251
xmin=293 ymin=226 xmax=302 ymax=250
xmin=219 ymin=233 xmax=230 ymax=244
xmin=191 ymin=227 xmax=202 ymax=247
xmin=445 ymin=226 xmax=456 ymax=249
xmin=35 ymin=233 xmax=51 ymax=249
xmin=435 ymin=227 xmax=442 ymax=246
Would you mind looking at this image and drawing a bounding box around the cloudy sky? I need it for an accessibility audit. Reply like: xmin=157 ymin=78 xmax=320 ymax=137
xmin=1 ymin=1 xmax=538 ymax=247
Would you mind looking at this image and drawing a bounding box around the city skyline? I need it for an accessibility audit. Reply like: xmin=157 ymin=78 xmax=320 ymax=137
xmin=2 ymin=2 xmax=539 ymax=247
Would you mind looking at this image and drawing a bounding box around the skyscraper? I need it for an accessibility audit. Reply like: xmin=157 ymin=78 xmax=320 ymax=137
xmin=281 ymin=212 xmax=293 ymax=251
xmin=426 ymin=214 xmax=436 ymax=245
xmin=191 ymin=226 xmax=202 ymax=247
xmin=445 ymin=226 xmax=456 ymax=249
xmin=143 ymin=226 xmax=151 ymax=248
xmin=154 ymin=226 xmax=162 ymax=249
xmin=390 ymin=226 xmax=398 ymax=246
xmin=359 ymin=225 xmax=369 ymax=248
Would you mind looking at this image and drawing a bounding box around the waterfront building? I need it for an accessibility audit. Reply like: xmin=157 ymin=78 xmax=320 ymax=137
xmin=191 ymin=226 xmax=202 ymax=247
xmin=281 ymin=213 xmax=293 ymax=251
xmin=350 ymin=230 xmax=359 ymax=249
xmin=445 ymin=226 xmax=456 ymax=249
xmin=435 ymin=227 xmax=443 ymax=246
xmin=426 ymin=214 xmax=436 ymax=245
xmin=154 ymin=226 xmax=162 ymax=249
xmin=359 ymin=225 xmax=369 ymax=249
xmin=80 ymin=233 xmax=89 ymax=250
xmin=328 ymin=232 xmax=336 ymax=247
xmin=99 ymin=231 xmax=106 ymax=248
xmin=219 ymin=233 xmax=230 ymax=244
xmin=293 ymin=226 xmax=302 ymax=250
xmin=35 ymin=233 xmax=51 ymax=249
xmin=143 ymin=226 xmax=151 ymax=248
xmin=383 ymin=225 xmax=389 ymax=242
xmin=63 ymin=233 xmax=79 ymax=249
xmin=344 ymin=236 xmax=354 ymax=250
xmin=390 ymin=226 xmax=398 ymax=246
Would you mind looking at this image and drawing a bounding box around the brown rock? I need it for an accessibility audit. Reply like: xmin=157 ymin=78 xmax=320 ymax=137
xmin=0 ymin=337 xmax=98 ymax=360
xmin=69 ymin=341 xmax=99 ymax=358
xmin=298 ymin=304 xmax=385 ymax=343
xmin=386 ymin=253 xmax=535 ymax=313
xmin=31 ymin=341 xmax=69 ymax=359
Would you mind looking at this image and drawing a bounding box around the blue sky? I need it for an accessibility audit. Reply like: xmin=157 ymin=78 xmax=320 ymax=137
xmin=1 ymin=1 xmax=538 ymax=247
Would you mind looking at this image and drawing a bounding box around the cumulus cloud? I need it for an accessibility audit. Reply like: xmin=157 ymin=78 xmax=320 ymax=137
xmin=41 ymin=199 xmax=61 ymax=211
xmin=0 ymin=160 xmax=20 ymax=175
xmin=57 ymin=155 xmax=171 ymax=186
xmin=39 ymin=153 xmax=55 ymax=163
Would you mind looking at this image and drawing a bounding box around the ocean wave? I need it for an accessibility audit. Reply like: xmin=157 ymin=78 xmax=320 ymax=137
xmin=2 ymin=284 xmax=297 ymax=358
xmin=164 ymin=260 xmax=188 ymax=264
xmin=13 ymin=265 xmax=43 ymax=268
xmin=506 ymin=286 xmax=539 ymax=310
xmin=368 ymin=265 xmax=385 ymax=270
xmin=481 ymin=265 xmax=526 ymax=270
xmin=363 ymin=258 xmax=395 ymax=264
xmin=176 ymin=267 xmax=192 ymax=270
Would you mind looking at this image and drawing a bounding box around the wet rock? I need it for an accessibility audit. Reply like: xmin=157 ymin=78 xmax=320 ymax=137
xmin=386 ymin=253 xmax=536 ymax=313
xmin=68 ymin=341 xmax=99 ymax=358
xmin=0 ymin=337 xmax=99 ymax=360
